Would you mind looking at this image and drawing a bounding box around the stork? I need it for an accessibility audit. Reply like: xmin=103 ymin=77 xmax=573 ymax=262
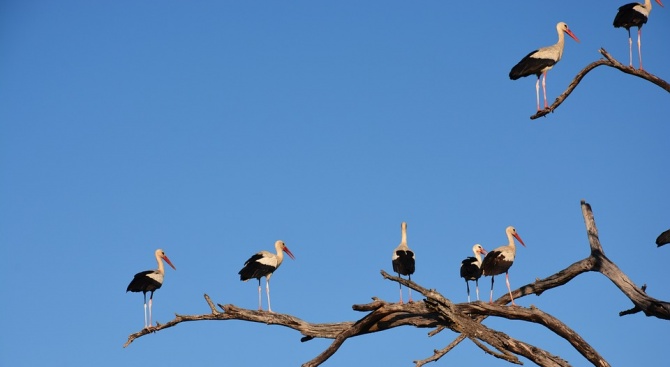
xmin=460 ymin=244 xmax=487 ymax=302
xmin=238 ymin=240 xmax=295 ymax=312
xmin=126 ymin=249 xmax=176 ymax=328
xmin=656 ymin=228 xmax=670 ymax=247
xmin=392 ymin=221 xmax=415 ymax=304
xmin=509 ymin=22 xmax=580 ymax=111
xmin=481 ymin=226 xmax=526 ymax=305
xmin=613 ymin=0 xmax=664 ymax=70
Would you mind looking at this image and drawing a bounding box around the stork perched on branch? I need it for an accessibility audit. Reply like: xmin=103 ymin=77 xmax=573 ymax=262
xmin=509 ymin=22 xmax=579 ymax=112
xmin=239 ymin=240 xmax=295 ymax=312
xmin=613 ymin=0 xmax=664 ymax=70
xmin=481 ymin=226 xmax=526 ymax=305
xmin=392 ymin=222 xmax=415 ymax=304
xmin=126 ymin=249 xmax=176 ymax=328
xmin=460 ymin=244 xmax=487 ymax=302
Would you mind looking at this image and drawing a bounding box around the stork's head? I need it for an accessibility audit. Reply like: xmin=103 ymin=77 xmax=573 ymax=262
xmin=156 ymin=248 xmax=177 ymax=270
xmin=506 ymin=226 xmax=526 ymax=247
xmin=277 ymin=241 xmax=295 ymax=260
xmin=473 ymin=244 xmax=487 ymax=255
xmin=558 ymin=22 xmax=580 ymax=43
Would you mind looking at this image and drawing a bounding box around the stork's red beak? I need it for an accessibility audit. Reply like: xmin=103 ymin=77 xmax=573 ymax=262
xmin=163 ymin=255 xmax=177 ymax=270
xmin=656 ymin=0 xmax=663 ymax=8
xmin=513 ymin=233 xmax=526 ymax=247
xmin=480 ymin=248 xmax=488 ymax=255
xmin=283 ymin=246 xmax=295 ymax=260
xmin=565 ymin=29 xmax=580 ymax=43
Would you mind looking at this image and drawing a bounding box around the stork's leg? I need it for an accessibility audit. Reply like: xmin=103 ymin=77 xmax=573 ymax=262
xmin=505 ymin=272 xmax=515 ymax=306
xmin=465 ymin=280 xmax=471 ymax=303
xmin=408 ymin=274 xmax=413 ymax=303
xmin=397 ymin=273 xmax=403 ymax=304
xmin=535 ymin=75 xmax=540 ymax=111
xmin=637 ymin=28 xmax=643 ymax=70
xmin=475 ymin=279 xmax=480 ymax=302
xmin=257 ymin=278 xmax=262 ymax=311
xmin=542 ymin=71 xmax=548 ymax=109
xmin=489 ymin=276 xmax=495 ymax=304
xmin=628 ymin=28 xmax=633 ymax=68
xmin=266 ymin=278 xmax=272 ymax=313
xmin=143 ymin=293 xmax=148 ymax=328
xmin=148 ymin=291 xmax=155 ymax=327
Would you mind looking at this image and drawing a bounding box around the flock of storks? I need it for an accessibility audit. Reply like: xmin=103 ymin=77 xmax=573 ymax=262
xmin=392 ymin=223 xmax=526 ymax=306
xmin=125 ymin=221 xmax=526 ymax=329
xmin=126 ymin=0 xmax=666 ymax=329
xmin=126 ymin=241 xmax=296 ymax=328
xmin=509 ymin=0 xmax=663 ymax=111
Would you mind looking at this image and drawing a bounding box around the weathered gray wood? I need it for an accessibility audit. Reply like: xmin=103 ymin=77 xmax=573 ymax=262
xmin=124 ymin=200 xmax=670 ymax=367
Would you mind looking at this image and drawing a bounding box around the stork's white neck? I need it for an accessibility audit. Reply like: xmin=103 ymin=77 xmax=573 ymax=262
xmin=274 ymin=241 xmax=285 ymax=267
xmin=394 ymin=222 xmax=410 ymax=251
xmin=155 ymin=250 xmax=165 ymax=275
xmin=474 ymin=250 xmax=483 ymax=265
xmin=506 ymin=230 xmax=517 ymax=249
xmin=555 ymin=26 xmax=566 ymax=61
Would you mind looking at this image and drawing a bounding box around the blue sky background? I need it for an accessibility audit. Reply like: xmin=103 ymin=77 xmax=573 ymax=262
xmin=1 ymin=1 xmax=668 ymax=366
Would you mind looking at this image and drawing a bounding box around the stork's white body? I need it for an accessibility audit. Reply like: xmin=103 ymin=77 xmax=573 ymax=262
xmin=509 ymin=22 xmax=579 ymax=111
xmin=481 ymin=227 xmax=525 ymax=305
xmin=613 ymin=0 xmax=664 ymax=69
xmin=391 ymin=222 xmax=415 ymax=304
xmin=239 ymin=240 xmax=295 ymax=312
xmin=460 ymin=244 xmax=487 ymax=302
xmin=126 ymin=249 xmax=176 ymax=328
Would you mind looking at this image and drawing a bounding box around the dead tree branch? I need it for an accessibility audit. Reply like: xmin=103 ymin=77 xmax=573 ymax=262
xmin=580 ymin=200 xmax=670 ymax=319
xmin=530 ymin=48 xmax=670 ymax=120
xmin=125 ymin=200 xmax=670 ymax=367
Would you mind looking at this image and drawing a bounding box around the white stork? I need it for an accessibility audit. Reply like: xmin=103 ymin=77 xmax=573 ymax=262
xmin=460 ymin=244 xmax=487 ymax=303
xmin=656 ymin=228 xmax=670 ymax=247
xmin=481 ymin=226 xmax=526 ymax=305
xmin=238 ymin=240 xmax=295 ymax=312
xmin=613 ymin=0 xmax=664 ymax=70
xmin=391 ymin=221 xmax=415 ymax=304
xmin=509 ymin=22 xmax=580 ymax=111
xmin=126 ymin=249 xmax=176 ymax=328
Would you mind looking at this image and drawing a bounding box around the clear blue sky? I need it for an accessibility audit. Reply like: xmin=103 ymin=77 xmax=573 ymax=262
xmin=1 ymin=1 xmax=668 ymax=366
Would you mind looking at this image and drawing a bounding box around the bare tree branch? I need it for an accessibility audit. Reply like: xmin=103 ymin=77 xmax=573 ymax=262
xmin=383 ymin=270 xmax=577 ymax=367
xmin=619 ymin=284 xmax=648 ymax=316
xmin=124 ymin=200 xmax=670 ymax=367
xmin=123 ymin=294 xmax=356 ymax=348
xmin=414 ymin=334 xmax=466 ymax=367
xmin=530 ymin=48 xmax=670 ymax=120
xmin=579 ymin=200 xmax=670 ymax=320
xmin=458 ymin=303 xmax=608 ymax=367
